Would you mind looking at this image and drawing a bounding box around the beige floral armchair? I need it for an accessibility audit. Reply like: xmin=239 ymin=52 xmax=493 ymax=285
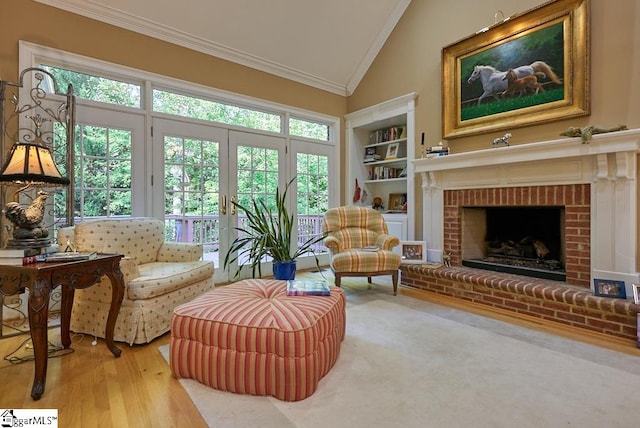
xmin=322 ymin=206 xmax=401 ymax=295
xmin=58 ymin=217 xmax=214 ymax=345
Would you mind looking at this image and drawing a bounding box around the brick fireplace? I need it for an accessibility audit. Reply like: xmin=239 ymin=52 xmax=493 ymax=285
xmin=405 ymin=129 xmax=640 ymax=342
xmin=448 ymin=184 xmax=590 ymax=286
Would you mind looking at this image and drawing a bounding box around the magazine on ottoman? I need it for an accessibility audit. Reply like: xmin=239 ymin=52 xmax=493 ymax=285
xmin=286 ymin=280 xmax=331 ymax=296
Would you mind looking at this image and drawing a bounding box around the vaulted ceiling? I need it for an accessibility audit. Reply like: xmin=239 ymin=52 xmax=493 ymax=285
xmin=35 ymin=0 xmax=412 ymax=96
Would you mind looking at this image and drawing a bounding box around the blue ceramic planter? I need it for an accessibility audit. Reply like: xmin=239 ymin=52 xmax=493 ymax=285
xmin=273 ymin=260 xmax=296 ymax=280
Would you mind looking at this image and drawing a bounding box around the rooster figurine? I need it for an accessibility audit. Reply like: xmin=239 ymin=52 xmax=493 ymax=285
xmin=5 ymin=191 xmax=51 ymax=243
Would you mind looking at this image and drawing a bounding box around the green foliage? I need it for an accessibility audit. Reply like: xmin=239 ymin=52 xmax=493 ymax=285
xmin=153 ymin=90 xmax=281 ymax=133
xmin=72 ymin=125 xmax=133 ymax=217
xmin=461 ymin=88 xmax=564 ymax=120
xmin=223 ymin=177 xmax=326 ymax=279
xmin=46 ymin=65 xmax=331 ymax=235
xmin=44 ymin=66 xmax=141 ymax=107
xmin=289 ymin=118 xmax=330 ymax=140
xmin=296 ymin=153 xmax=329 ymax=214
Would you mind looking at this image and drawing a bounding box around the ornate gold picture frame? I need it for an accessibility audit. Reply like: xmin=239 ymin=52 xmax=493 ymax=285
xmin=442 ymin=0 xmax=589 ymax=139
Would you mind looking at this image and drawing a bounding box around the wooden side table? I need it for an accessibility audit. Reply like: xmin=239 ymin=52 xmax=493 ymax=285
xmin=0 ymin=253 xmax=124 ymax=400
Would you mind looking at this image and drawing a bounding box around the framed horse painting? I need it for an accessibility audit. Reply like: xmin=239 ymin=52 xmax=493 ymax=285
xmin=442 ymin=0 xmax=589 ymax=139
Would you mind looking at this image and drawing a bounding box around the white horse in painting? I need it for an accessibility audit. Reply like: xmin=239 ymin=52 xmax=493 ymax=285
xmin=467 ymin=61 xmax=561 ymax=104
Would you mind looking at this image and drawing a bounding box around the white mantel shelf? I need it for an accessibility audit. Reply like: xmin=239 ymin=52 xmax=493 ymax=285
xmin=413 ymin=128 xmax=640 ymax=174
xmin=412 ymin=128 xmax=640 ymax=296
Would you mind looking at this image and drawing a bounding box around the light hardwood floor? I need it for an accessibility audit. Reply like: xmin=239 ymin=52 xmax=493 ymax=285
xmin=0 ymin=331 xmax=205 ymax=427
xmin=1 ymin=273 xmax=638 ymax=427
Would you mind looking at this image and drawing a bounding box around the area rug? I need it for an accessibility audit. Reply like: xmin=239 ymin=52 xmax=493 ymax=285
xmin=159 ymin=294 xmax=640 ymax=428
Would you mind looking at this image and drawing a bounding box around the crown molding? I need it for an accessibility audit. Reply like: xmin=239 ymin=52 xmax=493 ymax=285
xmin=345 ymin=0 xmax=411 ymax=95
xmin=35 ymin=0 xmax=350 ymax=95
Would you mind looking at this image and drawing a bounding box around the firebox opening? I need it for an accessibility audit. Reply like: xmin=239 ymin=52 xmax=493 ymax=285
xmin=461 ymin=206 xmax=566 ymax=281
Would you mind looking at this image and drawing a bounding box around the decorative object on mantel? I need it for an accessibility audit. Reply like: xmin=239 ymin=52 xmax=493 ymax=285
xmin=560 ymin=124 xmax=628 ymax=144
xmin=425 ymin=141 xmax=450 ymax=158
xmin=492 ymin=132 xmax=512 ymax=147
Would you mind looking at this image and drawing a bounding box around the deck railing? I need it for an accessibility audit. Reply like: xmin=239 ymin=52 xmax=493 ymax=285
xmin=164 ymin=214 xmax=327 ymax=254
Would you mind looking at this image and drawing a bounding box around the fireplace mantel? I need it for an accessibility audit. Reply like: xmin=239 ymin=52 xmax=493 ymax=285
xmin=412 ymin=128 xmax=640 ymax=296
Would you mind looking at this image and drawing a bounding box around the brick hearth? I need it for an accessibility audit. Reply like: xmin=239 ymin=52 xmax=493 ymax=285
xmin=400 ymin=265 xmax=640 ymax=342
xmin=410 ymin=129 xmax=640 ymax=344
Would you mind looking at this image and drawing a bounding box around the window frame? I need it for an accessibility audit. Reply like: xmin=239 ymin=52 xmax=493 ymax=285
xmin=19 ymin=41 xmax=340 ymax=220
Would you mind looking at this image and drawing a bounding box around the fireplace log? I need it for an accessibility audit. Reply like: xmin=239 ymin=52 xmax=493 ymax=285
xmin=533 ymin=240 xmax=549 ymax=258
xmin=487 ymin=236 xmax=549 ymax=259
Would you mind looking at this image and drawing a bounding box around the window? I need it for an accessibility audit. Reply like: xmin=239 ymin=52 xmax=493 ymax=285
xmin=153 ymin=89 xmax=281 ymax=133
xmin=24 ymin=42 xmax=339 ymax=265
xmin=73 ymin=125 xmax=133 ymax=218
xmin=42 ymin=65 xmax=141 ymax=108
xmin=289 ymin=118 xmax=330 ymax=141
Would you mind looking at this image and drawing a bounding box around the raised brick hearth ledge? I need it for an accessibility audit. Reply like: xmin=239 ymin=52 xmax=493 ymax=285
xmin=400 ymin=265 xmax=640 ymax=342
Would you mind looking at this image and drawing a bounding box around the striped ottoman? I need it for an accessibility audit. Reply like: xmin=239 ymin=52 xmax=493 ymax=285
xmin=169 ymin=279 xmax=346 ymax=401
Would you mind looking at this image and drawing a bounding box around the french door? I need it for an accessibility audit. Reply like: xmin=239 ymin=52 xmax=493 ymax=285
xmin=152 ymin=119 xmax=290 ymax=283
xmin=226 ymin=130 xmax=287 ymax=280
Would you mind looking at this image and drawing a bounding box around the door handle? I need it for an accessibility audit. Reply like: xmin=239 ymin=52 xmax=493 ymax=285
xmin=221 ymin=194 xmax=227 ymax=215
xmin=231 ymin=196 xmax=236 ymax=216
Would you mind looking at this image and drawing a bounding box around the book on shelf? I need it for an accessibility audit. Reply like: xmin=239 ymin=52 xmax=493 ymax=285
xmin=363 ymin=154 xmax=383 ymax=163
xmin=368 ymin=125 xmax=407 ymax=144
xmin=425 ymin=145 xmax=450 ymax=158
xmin=286 ymin=280 xmax=331 ymax=296
xmin=428 ymin=145 xmax=448 ymax=152
xmin=368 ymin=166 xmax=405 ymax=180
xmin=425 ymin=151 xmax=450 ymax=158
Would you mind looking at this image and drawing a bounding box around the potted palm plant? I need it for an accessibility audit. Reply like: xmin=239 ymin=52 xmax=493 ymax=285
xmin=223 ymin=177 xmax=326 ymax=280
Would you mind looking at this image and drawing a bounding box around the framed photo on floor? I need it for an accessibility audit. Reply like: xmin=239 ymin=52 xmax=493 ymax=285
xmin=593 ymin=279 xmax=626 ymax=299
xmin=632 ymin=283 xmax=640 ymax=304
xmin=400 ymin=241 xmax=426 ymax=264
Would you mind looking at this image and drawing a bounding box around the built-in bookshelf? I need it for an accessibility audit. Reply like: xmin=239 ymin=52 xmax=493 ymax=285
xmin=364 ymin=125 xmax=408 ymax=181
xmin=345 ymin=93 xmax=417 ymax=243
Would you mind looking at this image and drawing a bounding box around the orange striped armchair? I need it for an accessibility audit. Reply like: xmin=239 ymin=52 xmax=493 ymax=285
xmin=322 ymin=206 xmax=401 ymax=295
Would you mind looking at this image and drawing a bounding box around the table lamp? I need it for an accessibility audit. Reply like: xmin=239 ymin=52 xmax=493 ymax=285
xmin=0 ymin=114 xmax=69 ymax=248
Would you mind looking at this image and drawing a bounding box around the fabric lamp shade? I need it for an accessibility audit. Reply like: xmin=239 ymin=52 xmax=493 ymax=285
xmin=0 ymin=142 xmax=69 ymax=186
